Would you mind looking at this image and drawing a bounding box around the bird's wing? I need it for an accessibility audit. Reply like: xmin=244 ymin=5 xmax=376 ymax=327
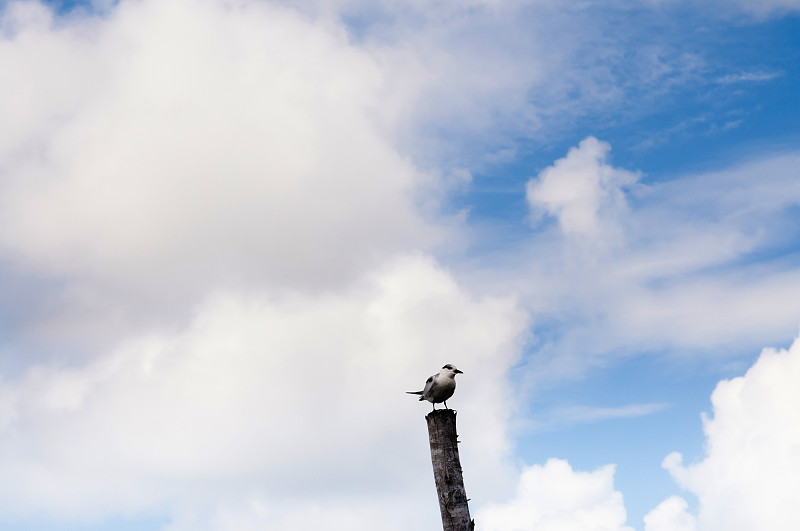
xmin=407 ymin=374 xmax=436 ymax=395
xmin=422 ymin=374 xmax=438 ymax=398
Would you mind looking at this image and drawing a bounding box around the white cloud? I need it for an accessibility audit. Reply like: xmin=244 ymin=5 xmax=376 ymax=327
xmin=0 ymin=0 xmax=439 ymax=299
xmin=0 ymin=0 xmax=469 ymax=361
xmin=477 ymin=458 xmax=634 ymax=531
xmin=0 ymin=3 xmax=540 ymax=525
xmin=0 ymin=254 xmax=528 ymax=527
xmin=526 ymin=136 xmax=639 ymax=241
xmin=647 ymin=333 xmax=800 ymax=530
xmin=488 ymin=331 xmax=800 ymax=531
xmin=473 ymin=146 xmax=800 ymax=386
xmin=643 ymin=496 xmax=696 ymax=531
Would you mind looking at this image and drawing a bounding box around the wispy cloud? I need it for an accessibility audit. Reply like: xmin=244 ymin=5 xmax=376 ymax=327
xmin=471 ymin=144 xmax=800 ymax=388
xmin=523 ymin=403 xmax=669 ymax=432
xmin=716 ymin=70 xmax=783 ymax=84
xmin=726 ymin=0 xmax=800 ymax=18
xmin=553 ymin=403 xmax=670 ymax=423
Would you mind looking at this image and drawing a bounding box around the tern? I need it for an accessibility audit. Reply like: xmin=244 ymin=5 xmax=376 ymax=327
xmin=407 ymin=364 xmax=463 ymax=410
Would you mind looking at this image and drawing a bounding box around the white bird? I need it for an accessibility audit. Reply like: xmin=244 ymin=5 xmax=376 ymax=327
xmin=407 ymin=364 xmax=463 ymax=410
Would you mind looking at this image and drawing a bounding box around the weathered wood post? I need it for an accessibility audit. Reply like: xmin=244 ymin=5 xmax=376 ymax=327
xmin=425 ymin=409 xmax=475 ymax=531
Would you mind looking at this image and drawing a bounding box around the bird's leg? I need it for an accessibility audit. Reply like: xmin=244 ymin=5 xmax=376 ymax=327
xmin=444 ymin=401 xmax=449 ymax=409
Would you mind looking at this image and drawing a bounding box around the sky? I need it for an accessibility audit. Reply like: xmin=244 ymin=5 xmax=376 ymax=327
xmin=0 ymin=0 xmax=799 ymax=529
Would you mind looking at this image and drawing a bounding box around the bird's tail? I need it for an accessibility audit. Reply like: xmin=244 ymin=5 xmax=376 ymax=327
xmin=406 ymin=391 xmax=423 ymax=395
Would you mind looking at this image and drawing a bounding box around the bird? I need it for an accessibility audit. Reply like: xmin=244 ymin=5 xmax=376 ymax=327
xmin=407 ymin=364 xmax=463 ymax=410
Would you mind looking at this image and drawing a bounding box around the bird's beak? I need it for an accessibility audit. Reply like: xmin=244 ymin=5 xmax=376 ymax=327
xmin=455 ymin=369 xmax=463 ymax=374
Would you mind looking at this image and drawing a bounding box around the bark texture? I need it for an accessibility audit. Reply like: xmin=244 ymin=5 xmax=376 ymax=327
xmin=425 ymin=409 xmax=475 ymax=531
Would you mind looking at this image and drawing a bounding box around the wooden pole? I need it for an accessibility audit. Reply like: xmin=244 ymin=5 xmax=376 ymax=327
xmin=425 ymin=409 xmax=475 ymax=531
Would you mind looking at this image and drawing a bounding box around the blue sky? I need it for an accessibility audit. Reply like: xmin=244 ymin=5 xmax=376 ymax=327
xmin=1 ymin=0 xmax=799 ymax=530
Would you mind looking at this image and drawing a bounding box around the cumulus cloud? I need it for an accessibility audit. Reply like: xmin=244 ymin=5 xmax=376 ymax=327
xmin=0 ymin=254 xmax=527 ymax=527
xmin=478 ymin=458 xmax=634 ymax=531
xmin=644 ymin=496 xmax=696 ymax=531
xmin=485 ymin=331 xmax=800 ymax=531
xmin=646 ymin=333 xmax=800 ymax=530
xmin=0 ymin=0 xmax=438 ymax=298
xmin=0 ymin=0 xmax=467 ymax=361
xmin=0 ymin=2 xmax=536 ymax=526
xmin=526 ymin=137 xmax=639 ymax=240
